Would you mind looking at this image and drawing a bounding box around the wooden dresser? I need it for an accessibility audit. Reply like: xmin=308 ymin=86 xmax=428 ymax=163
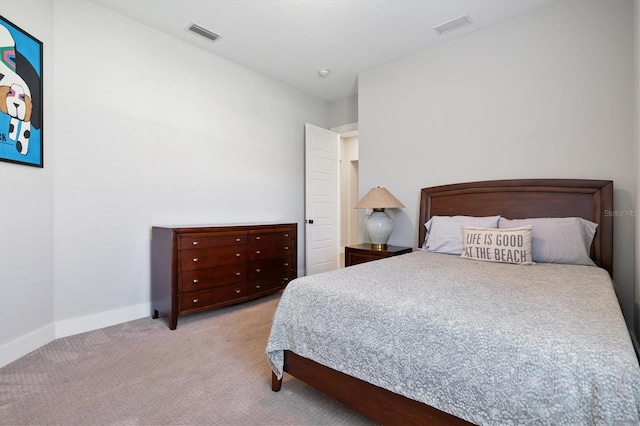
xmin=152 ymin=223 xmax=297 ymax=329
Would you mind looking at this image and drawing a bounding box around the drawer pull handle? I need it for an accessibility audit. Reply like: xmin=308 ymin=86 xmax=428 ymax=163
xmin=193 ymin=298 xmax=199 ymax=303
xmin=193 ymin=279 xmax=199 ymax=283
xmin=255 ymin=285 xmax=261 ymax=289
xmin=193 ymin=258 xmax=199 ymax=262
xmin=236 ymin=272 xmax=241 ymax=276
xmin=256 ymin=250 xmax=261 ymax=254
xmin=285 ymin=233 xmax=289 ymax=237
xmin=284 ymin=278 xmax=289 ymax=282
xmin=235 ymin=238 xmax=241 ymax=242
xmin=256 ymin=236 xmax=261 ymax=240
xmin=192 ymin=241 xmax=199 ymax=245
xmin=256 ymin=268 xmax=261 ymax=273
xmin=236 ymin=253 xmax=241 ymax=257
xmin=235 ymin=289 xmax=242 ymax=294
xmin=284 ymin=246 xmax=289 ymax=250
xmin=284 ymin=263 xmax=289 ymax=266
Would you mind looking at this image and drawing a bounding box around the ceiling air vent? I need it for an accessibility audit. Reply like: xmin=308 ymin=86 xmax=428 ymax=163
xmin=433 ymin=14 xmax=472 ymax=35
xmin=188 ymin=23 xmax=221 ymax=43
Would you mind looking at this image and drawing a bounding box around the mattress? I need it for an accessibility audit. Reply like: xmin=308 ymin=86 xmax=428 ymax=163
xmin=266 ymin=251 xmax=640 ymax=425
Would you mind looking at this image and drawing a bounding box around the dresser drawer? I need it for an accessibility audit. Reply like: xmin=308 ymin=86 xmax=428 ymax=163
xmin=178 ymin=285 xmax=248 ymax=312
xmin=179 ymin=264 xmax=246 ymax=292
xmin=178 ymin=232 xmax=247 ymax=250
xmin=180 ymin=246 xmax=247 ymax=271
xmin=248 ymin=242 xmax=293 ymax=261
xmin=248 ymin=278 xmax=287 ymax=297
xmin=248 ymin=255 xmax=293 ymax=297
xmin=248 ymin=229 xmax=293 ymax=246
xmin=248 ymin=256 xmax=292 ymax=280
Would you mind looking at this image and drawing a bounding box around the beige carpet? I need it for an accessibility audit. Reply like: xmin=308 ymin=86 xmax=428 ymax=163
xmin=0 ymin=293 xmax=374 ymax=425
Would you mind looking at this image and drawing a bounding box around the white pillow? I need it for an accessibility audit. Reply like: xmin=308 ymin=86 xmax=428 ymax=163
xmin=422 ymin=215 xmax=501 ymax=255
xmin=460 ymin=225 xmax=534 ymax=265
xmin=498 ymin=217 xmax=597 ymax=266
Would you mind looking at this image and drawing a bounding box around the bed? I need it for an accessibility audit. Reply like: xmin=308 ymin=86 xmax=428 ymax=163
xmin=266 ymin=179 xmax=640 ymax=425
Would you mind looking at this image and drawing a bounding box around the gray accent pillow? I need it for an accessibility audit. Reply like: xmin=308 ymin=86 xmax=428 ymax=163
xmin=498 ymin=217 xmax=597 ymax=266
xmin=422 ymin=215 xmax=501 ymax=254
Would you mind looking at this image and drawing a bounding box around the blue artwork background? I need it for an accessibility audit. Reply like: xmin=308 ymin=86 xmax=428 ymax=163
xmin=0 ymin=16 xmax=43 ymax=167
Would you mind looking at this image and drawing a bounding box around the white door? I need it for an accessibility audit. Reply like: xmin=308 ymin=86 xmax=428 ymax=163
xmin=305 ymin=123 xmax=340 ymax=275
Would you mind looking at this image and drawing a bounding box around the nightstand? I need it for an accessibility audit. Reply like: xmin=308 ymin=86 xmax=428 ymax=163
xmin=345 ymin=244 xmax=412 ymax=267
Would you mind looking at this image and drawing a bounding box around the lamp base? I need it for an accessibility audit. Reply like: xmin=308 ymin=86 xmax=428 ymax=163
xmin=364 ymin=208 xmax=394 ymax=249
xmin=369 ymin=243 xmax=387 ymax=251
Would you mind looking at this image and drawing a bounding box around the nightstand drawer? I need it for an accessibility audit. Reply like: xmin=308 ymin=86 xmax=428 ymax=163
xmin=348 ymin=252 xmax=384 ymax=266
xmin=345 ymin=244 xmax=412 ymax=267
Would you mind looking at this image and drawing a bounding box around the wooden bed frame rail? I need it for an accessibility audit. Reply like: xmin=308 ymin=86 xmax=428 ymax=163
xmin=271 ymin=351 xmax=470 ymax=425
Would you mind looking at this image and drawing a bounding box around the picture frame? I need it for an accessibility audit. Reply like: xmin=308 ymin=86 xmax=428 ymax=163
xmin=0 ymin=15 xmax=43 ymax=168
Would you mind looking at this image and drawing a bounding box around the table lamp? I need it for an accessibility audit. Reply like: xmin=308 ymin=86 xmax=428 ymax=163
xmin=354 ymin=186 xmax=405 ymax=250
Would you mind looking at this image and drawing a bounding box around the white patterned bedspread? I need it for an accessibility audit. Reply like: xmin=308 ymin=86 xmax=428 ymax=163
xmin=266 ymin=251 xmax=640 ymax=425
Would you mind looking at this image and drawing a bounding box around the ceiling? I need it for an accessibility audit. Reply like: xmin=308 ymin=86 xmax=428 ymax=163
xmin=89 ymin=0 xmax=558 ymax=103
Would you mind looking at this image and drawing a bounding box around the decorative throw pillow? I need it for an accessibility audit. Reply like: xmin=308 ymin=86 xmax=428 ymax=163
xmin=498 ymin=217 xmax=597 ymax=266
xmin=461 ymin=225 xmax=534 ymax=265
xmin=422 ymin=215 xmax=501 ymax=255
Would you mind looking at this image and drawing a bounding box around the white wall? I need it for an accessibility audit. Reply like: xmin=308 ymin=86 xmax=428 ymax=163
xmin=329 ymin=95 xmax=358 ymax=128
xmin=0 ymin=0 xmax=55 ymax=367
xmin=51 ymin=0 xmax=329 ymax=328
xmin=1 ymin=0 xmax=330 ymax=367
xmin=359 ymin=0 xmax=637 ymax=327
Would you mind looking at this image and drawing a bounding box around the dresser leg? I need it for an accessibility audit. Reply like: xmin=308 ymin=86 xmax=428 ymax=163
xmin=169 ymin=315 xmax=177 ymax=330
xmin=152 ymin=309 xmax=159 ymax=319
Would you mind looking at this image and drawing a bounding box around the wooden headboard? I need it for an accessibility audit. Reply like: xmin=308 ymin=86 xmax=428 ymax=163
xmin=419 ymin=179 xmax=614 ymax=276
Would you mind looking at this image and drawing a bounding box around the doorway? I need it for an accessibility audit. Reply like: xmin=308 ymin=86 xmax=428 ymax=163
xmin=336 ymin=126 xmax=359 ymax=267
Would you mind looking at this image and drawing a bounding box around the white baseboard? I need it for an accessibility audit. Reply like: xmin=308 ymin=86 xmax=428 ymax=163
xmin=0 ymin=302 xmax=152 ymax=368
xmin=0 ymin=323 xmax=55 ymax=368
xmin=55 ymin=302 xmax=151 ymax=338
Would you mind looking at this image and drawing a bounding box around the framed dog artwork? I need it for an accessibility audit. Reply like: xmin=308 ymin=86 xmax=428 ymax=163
xmin=0 ymin=15 xmax=43 ymax=168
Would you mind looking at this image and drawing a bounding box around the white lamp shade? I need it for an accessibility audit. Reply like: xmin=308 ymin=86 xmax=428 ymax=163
xmin=354 ymin=187 xmax=405 ymax=209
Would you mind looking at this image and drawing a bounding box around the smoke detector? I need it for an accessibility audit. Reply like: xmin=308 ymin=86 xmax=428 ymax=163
xmin=318 ymin=68 xmax=330 ymax=78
